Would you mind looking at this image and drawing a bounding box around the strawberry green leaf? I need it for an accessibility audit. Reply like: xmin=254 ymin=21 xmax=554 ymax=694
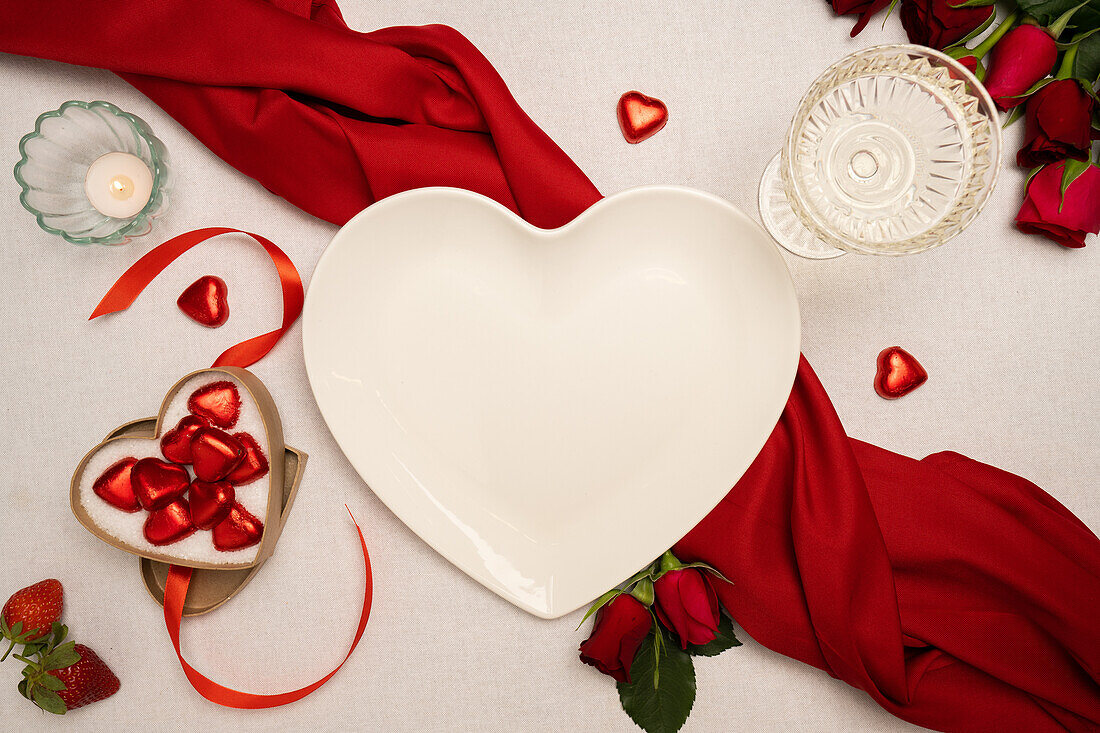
xmin=686 ymin=614 xmax=743 ymax=658
xmin=43 ymin=644 xmax=80 ymax=672
xmin=31 ymin=685 xmax=67 ymax=715
xmin=21 ymin=641 xmax=44 ymax=658
xmin=946 ymin=0 xmax=995 ymax=8
xmin=618 ymin=635 xmax=696 ymax=733
xmin=17 ymin=679 xmax=29 ymax=700
xmin=36 ymin=674 xmax=66 ymax=692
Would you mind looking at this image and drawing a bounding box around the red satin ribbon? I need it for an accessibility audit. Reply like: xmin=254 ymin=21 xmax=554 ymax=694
xmin=93 ymin=228 xmax=371 ymax=708
xmin=89 ymin=227 xmax=304 ymax=369
xmin=163 ymin=507 xmax=372 ymax=708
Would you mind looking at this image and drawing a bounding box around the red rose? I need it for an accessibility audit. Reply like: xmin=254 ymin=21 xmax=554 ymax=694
xmin=1017 ymin=79 xmax=1095 ymax=169
xmin=829 ymin=0 xmax=893 ymax=37
xmin=653 ymin=568 xmax=720 ymax=648
xmin=1015 ymin=161 xmax=1100 ymax=248
xmin=956 ymin=55 xmax=979 ymax=74
xmin=578 ymin=594 xmax=652 ymax=682
xmin=900 ymin=0 xmax=994 ymax=50
xmin=983 ymin=24 xmax=1058 ymax=109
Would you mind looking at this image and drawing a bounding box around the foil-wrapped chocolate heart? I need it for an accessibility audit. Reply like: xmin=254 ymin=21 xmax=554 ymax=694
xmin=71 ymin=367 xmax=292 ymax=571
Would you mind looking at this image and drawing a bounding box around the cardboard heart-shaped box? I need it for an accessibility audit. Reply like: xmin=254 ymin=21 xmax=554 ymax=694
xmin=71 ymin=367 xmax=307 ymax=613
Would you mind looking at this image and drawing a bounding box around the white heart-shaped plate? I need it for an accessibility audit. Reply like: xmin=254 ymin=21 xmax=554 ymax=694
xmin=304 ymin=186 xmax=800 ymax=618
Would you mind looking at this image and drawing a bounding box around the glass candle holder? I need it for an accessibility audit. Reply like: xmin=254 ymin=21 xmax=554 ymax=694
xmin=14 ymin=101 xmax=170 ymax=245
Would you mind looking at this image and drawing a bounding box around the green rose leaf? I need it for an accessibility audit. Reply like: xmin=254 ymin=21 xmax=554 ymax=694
xmin=617 ymin=635 xmax=696 ymax=733
xmin=953 ymin=10 xmax=998 ymax=47
xmin=654 ymin=560 xmax=732 ymax=585
xmin=1016 ymin=0 xmax=1100 ymax=37
xmin=575 ymin=588 xmax=623 ymax=630
xmin=1072 ymin=32 xmax=1100 ymax=82
xmin=686 ymin=614 xmax=743 ymax=658
xmin=946 ymin=0 xmax=995 ymax=8
xmin=1058 ymin=158 xmax=1095 ymax=211
xmin=1002 ymin=105 xmax=1026 ymax=128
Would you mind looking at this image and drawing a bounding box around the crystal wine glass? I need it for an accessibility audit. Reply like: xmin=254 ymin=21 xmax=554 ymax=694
xmin=759 ymin=44 xmax=1001 ymax=259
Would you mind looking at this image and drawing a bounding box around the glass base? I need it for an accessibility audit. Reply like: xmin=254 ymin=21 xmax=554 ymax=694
xmin=758 ymin=153 xmax=846 ymax=260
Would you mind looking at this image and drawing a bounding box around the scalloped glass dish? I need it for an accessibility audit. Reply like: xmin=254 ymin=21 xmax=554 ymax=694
xmin=14 ymin=101 xmax=170 ymax=245
xmin=759 ymin=45 xmax=1001 ymax=258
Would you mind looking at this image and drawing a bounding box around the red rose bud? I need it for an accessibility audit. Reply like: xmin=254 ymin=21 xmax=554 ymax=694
xmin=1017 ymin=80 xmax=1095 ymax=169
xmin=829 ymin=0 xmax=893 ymax=37
xmin=1015 ymin=161 xmax=1100 ymax=249
xmin=900 ymin=0 xmax=994 ymax=50
xmin=654 ymin=568 xmax=721 ymax=648
xmin=983 ymin=24 xmax=1057 ymax=110
xmin=578 ymin=594 xmax=652 ymax=683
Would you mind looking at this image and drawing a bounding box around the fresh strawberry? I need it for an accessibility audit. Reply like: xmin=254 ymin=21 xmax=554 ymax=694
xmin=1 ymin=580 xmax=63 ymax=658
xmin=48 ymin=644 xmax=120 ymax=711
xmin=17 ymin=627 xmax=120 ymax=714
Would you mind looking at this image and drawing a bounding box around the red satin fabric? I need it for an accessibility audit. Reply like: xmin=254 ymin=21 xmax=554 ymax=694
xmin=676 ymin=359 xmax=1100 ymax=732
xmin=89 ymin=228 xmax=304 ymax=369
xmin=4 ymin=2 xmax=1097 ymax=730
xmin=164 ymin=507 xmax=372 ymax=708
xmin=0 ymin=1 xmax=597 ymax=229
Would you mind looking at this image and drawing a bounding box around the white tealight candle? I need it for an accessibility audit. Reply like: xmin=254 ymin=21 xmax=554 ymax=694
xmin=84 ymin=152 xmax=153 ymax=219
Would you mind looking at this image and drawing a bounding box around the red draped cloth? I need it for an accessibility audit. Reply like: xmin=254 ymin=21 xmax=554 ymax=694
xmin=2 ymin=2 xmax=1096 ymax=730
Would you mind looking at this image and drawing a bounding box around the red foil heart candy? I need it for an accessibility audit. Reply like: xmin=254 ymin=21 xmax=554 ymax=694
xmin=143 ymin=498 xmax=196 ymax=546
xmin=225 ymin=432 xmax=269 ymax=485
xmin=212 ymin=503 xmax=265 ymax=551
xmin=875 ymin=346 xmax=928 ymax=399
xmin=617 ymin=91 xmax=668 ymax=144
xmin=160 ymin=414 xmax=210 ymax=464
xmin=191 ymin=427 xmax=246 ymax=482
xmin=189 ymin=480 xmax=235 ymax=530
xmin=177 ymin=275 xmax=229 ymax=328
xmin=187 ymin=381 xmax=241 ymax=429
xmin=131 ymin=458 xmax=191 ymax=511
xmin=92 ymin=457 xmax=141 ymax=512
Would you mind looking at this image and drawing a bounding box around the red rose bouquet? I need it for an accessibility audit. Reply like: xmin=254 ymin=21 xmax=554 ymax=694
xmin=827 ymin=0 xmax=1100 ymax=249
xmin=577 ymin=552 xmax=739 ymax=733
